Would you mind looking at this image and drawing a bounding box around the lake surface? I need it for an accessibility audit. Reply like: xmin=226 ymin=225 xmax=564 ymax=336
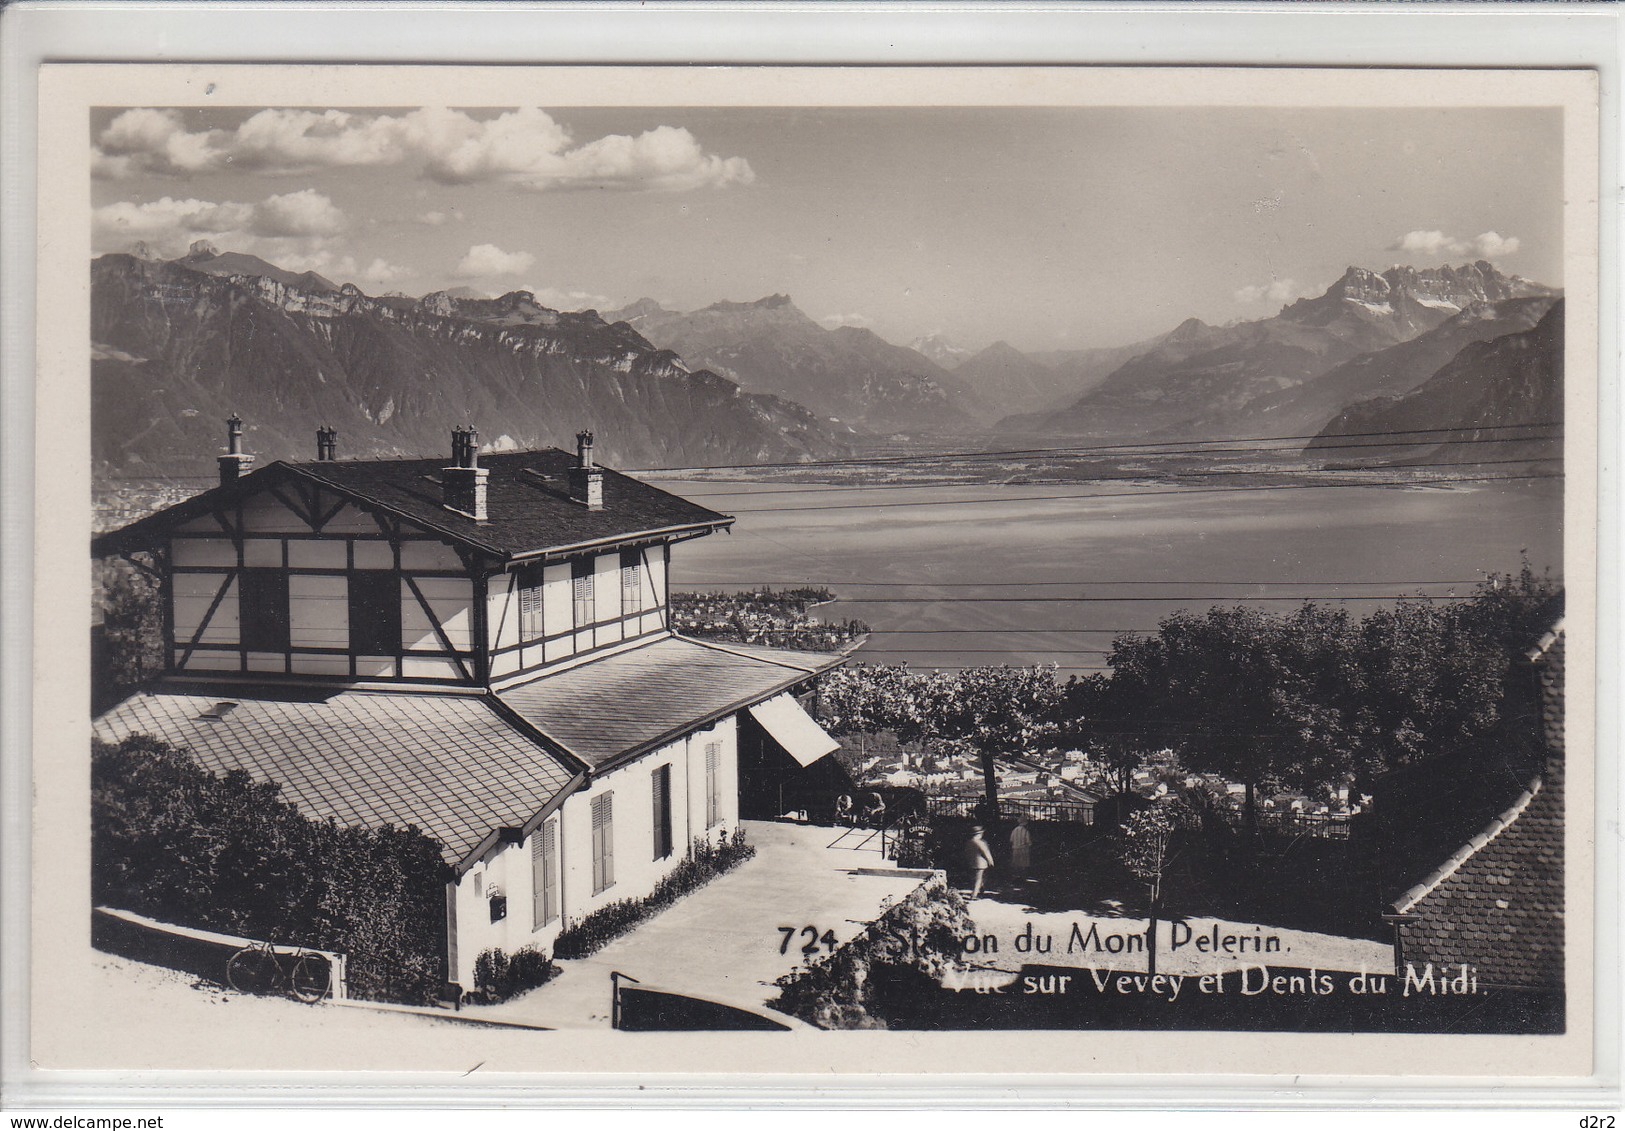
xmin=654 ymin=476 xmax=1565 ymax=674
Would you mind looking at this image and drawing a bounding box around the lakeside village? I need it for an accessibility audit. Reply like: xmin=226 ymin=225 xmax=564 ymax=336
xmin=89 ymin=421 xmax=1565 ymax=1032
xmin=672 ymin=586 xmax=1360 ymax=836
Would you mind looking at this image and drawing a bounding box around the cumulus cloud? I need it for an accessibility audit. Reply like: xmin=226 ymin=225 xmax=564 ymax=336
xmin=93 ymin=106 xmax=755 ymax=193
xmin=1233 ymin=278 xmax=1298 ymax=305
xmin=454 ymin=243 xmax=535 ymax=279
xmin=819 ymin=312 xmax=872 ymax=329
xmin=252 ymin=189 xmax=347 ymax=237
xmin=92 ymin=190 xmax=348 ymax=257
xmin=1390 ymin=229 xmax=1521 ymax=260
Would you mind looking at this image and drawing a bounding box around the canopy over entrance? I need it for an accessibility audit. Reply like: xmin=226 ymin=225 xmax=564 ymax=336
xmin=748 ymin=693 xmax=839 ymax=767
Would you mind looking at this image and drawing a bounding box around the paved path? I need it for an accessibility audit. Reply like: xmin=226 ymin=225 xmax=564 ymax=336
xmin=470 ymin=820 xmax=930 ymax=1029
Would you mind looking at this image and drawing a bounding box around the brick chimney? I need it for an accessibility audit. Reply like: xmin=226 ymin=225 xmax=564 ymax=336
xmin=316 ymin=426 xmax=337 ymax=461
xmin=568 ymin=429 xmax=603 ymax=510
xmin=442 ymin=426 xmax=488 ymax=520
xmin=218 ymin=414 xmax=255 ymax=486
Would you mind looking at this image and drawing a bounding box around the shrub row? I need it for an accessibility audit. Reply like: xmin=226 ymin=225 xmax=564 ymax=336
xmin=471 ymin=945 xmax=558 ymax=1003
xmin=773 ymin=877 xmax=972 ymax=1030
xmin=552 ymin=829 xmax=756 ymax=960
xmin=92 ymin=734 xmax=447 ymax=1005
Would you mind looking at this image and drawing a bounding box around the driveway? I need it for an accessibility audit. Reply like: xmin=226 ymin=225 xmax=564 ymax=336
xmin=469 ymin=819 xmax=931 ymax=1029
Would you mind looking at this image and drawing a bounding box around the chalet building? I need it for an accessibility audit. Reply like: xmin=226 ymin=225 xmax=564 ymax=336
xmin=1377 ymin=620 xmax=1565 ymax=1012
xmin=92 ymin=420 xmax=844 ymax=992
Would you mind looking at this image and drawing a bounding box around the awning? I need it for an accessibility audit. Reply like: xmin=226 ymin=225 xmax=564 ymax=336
xmin=749 ymin=693 xmax=840 ymax=768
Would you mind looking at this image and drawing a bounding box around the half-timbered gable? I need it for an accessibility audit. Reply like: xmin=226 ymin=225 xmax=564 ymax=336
xmin=93 ymin=429 xmax=730 ymax=690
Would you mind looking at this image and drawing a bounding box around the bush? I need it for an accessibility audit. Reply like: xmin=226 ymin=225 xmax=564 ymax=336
xmin=554 ymin=829 xmax=756 ymax=960
xmin=774 ymin=878 xmax=972 ymax=1030
xmin=92 ymin=734 xmax=448 ymax=1004
xmin=472 ymin=945 xmax=557 ymax=1003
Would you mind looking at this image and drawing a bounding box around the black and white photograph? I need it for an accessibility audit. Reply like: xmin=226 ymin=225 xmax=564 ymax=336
xmin=20 ymin=60 xmax=1602 ymax=1083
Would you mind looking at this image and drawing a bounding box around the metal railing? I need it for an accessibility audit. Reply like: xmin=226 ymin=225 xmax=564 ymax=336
xmin=924 ymin=795 xmax=1095 ymax=825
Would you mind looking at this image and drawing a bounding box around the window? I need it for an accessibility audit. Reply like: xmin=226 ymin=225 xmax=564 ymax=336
xmin=518 ymin=564 xmax=545 ymax=641
xmin=705 ymin=741 xmax=722 ymax=829
xmin=621 ymin=550 xmax=643 ymax=617
xmin=590 ymin=792 xmax=615 ymax=894
xmin=651 ymin=765 xmax=673 ymax=860
xmin=531 ymin=818 xmax=559 ymax=929
xmin=572 ymin=559 xmax=595 ymax=628
xmin=348 ymin=571 xmax=400 ymax=655
xmin=238 ymin=568 xmax=290 ymax=652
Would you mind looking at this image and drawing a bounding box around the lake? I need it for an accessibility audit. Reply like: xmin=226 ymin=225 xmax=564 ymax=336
xmin=654 ymin=476 xmax=1565 ymax=674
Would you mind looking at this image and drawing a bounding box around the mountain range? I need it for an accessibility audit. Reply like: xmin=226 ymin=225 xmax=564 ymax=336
xmin=93 ymin=246 xmax=1562 ymax=477
xmin=1001 ymin=262 xmax=1558 ymax=440
xmin=91 ymin=248 xmax=850 ymax=476
xmin=1308 ymin=299 xmax=1563 ymax=469
xmin=608 ymin=294 xmax=986 ymax=432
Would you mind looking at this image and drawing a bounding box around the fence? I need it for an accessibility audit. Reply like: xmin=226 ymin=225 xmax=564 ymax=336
xmin=925 ymin=794 xmax=1095 ymax=825
xmin=1230 ymin=809 xmax=1353 ymax=840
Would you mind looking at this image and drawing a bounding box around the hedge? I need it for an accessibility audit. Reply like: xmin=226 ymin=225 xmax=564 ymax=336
xmin=92 ymin=734 xmax=448 ymax=1004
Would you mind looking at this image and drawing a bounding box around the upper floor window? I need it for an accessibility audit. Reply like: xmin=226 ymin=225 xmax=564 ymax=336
xmin=572 ymin=559 xmax=595 ymax=627
xmin=622 ymin=550 xmax=642 ymax=617
xmin=518 ymin=563 xmax=545 ymax=642
xmin=239 ymin=569 xmax=290 ymax=652
xmin=348 ymin=571 xmax=400 ymax=656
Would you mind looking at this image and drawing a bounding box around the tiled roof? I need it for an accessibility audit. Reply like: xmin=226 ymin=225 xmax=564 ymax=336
xmin=1390 ymin=622 xmax=1565 ymax=990
xmin=93 ymin=449 xmax=731 ymax=562
xmin=497 ymin=635 xmax=844 ymax=771
xmin=94 ymin=689 xmax=582 ymax=869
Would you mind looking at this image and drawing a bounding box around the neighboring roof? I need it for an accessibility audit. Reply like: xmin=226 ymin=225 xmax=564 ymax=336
xmin=497 ymin=635 xmax=843 ymax=771
xmin=94 ymin=688 xmax=582 ymax=870
xmin=1386 ymin=621 xmax=1566 ymax=990
xmin=93 ymin=449 xmax=731 ymax=562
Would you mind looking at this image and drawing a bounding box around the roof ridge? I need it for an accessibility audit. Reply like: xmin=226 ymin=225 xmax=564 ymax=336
xmin=678 ymin=633 xmax=833 ymax=674
xmin=1389 ymin=775 xmax=1544 ymax=915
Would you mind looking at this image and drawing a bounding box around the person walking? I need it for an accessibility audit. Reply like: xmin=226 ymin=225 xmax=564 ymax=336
xmin=1009 ymin=816 xmax=1032 ymax=882
xmin=963 ymin=824 xmax=995 ymax=898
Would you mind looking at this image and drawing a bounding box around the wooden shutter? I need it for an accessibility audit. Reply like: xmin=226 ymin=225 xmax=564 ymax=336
xmin=518 ymin=565 xmax=545 ymax=642
xmin=651 ymin=765 xmax=673 ymax=860
xmin=591 ymin=792 xmax=614 ymax=894
xmin=705 ymin=742 xmax=721 ymax=828
xmin=531 ymin=818 xmax=558 ymax=929
xmin=621 ymin=550 xmax=642 ymax=617
xmin=572 ymin=559 xmax=595 ymax=628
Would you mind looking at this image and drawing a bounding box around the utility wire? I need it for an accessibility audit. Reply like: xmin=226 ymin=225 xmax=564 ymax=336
xmin=628 ymin=421 xmax=1564 ymax=474
xmin=724 ymin=471 xmax=1563 ymax=514
xmin=674 ymin=578 xmax=1493 ymax=588
xmin=673 ymin=453 xmax=1562 ymax=499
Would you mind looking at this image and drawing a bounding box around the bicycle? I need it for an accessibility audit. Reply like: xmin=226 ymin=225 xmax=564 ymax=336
xmin=225 ymin=938 xmax=333 ymax=1003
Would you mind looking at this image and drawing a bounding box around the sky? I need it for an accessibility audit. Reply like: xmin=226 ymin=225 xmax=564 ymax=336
xmin=88 ymin=104 xmax=1565 ymax=352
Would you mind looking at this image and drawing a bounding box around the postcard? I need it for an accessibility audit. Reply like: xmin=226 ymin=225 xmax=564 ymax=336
xmin=25 ymin=61 xmax=1601 ymax=1085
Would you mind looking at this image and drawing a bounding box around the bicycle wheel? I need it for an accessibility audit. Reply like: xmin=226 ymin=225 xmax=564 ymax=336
xmin=226 ymin=947 xmax=280 ymax=995
xmin=288 ymin=953 xmax=332 ymax=1003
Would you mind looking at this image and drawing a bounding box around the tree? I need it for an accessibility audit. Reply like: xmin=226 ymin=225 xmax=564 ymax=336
xmin=920 ymin=665 xmax=1065 ymax=816
xmin=96 ymin=557 xmax=164 ymax=710
xmin=815 ymin=664 xmax=931 ymax=760
xmin=1102 ymin=605 xmax=1359 ymax=829
xmin=1118 ymin=798 xmax=1198 ymax=975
